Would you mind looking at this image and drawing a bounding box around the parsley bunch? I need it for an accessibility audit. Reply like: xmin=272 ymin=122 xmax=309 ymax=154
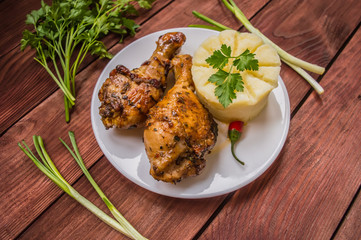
xmin=206 ymin=44 xmax=258 ymax=108
xmin=21 ymin=0 xmax=153 ymax=122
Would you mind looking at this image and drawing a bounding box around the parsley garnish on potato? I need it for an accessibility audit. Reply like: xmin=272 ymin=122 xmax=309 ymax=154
xmin=206 ymin=44 xmax=259 ymax=108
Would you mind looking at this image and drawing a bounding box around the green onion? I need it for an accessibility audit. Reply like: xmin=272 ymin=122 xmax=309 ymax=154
xmin=191 ymin=0 xmax=325 ymax=94
xmin=188 ymin=24 xmax=226 ymax=31
xmin=18 ymin=132 xmax=147 ymax=240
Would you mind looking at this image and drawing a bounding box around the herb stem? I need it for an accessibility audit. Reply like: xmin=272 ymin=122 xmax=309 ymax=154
xmin=34 ymin=56 xmax=75 ymax=104
xmin=53 ymin=41 xmax=66 ymax=70
xmin=21 ymin=0 xmax=154 ymax=122
xmin=64 ymin=96 xmax=70 ymax=122
xmin=106 ymin=2 xmax=126 ymax=15
xmin=51 ymin=55 xmax=64 ymax=84
xmin=192 ymin=2 xmax=325 ymax=94
xmin=227 ymin=0 xmax=325 ymax=75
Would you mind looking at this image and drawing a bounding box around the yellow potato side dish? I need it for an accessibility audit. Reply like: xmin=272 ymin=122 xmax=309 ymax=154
xmin=192 ymin=30 xmax=281 ymax=123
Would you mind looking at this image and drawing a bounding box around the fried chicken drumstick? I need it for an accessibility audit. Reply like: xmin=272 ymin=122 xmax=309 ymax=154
xmin=98 ymin=32 xmax=186 ymax=129
xmin=144 ymin=55 xmax=218 ymax=183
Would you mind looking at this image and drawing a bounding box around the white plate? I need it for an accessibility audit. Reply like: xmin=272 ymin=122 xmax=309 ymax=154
xmin=91 ymin=27 xmax=290 ymax=199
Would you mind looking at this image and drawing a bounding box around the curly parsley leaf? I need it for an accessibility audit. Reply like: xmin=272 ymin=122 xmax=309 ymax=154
xmin=206 ymin=45 xmax=258 ymax=108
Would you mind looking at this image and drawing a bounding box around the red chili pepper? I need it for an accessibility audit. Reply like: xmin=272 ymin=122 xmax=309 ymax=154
xmin=228 ymin=121 xmax=245 ymax=165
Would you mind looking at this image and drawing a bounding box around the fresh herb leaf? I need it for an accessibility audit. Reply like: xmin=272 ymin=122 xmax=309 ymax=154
xmin=21 ymin=0 xmax=154 ymax=122
xmin=206 ymin=44 xmax=257 ymax=108
xmin=208 ymin=69 xmax=227 ymax=84
xmin=206 ymin=44 xmax=231 ymax=69
xmin=192 ymin=0 xmax=325 ymax=94
xmin=137 ymin=0 xmax=154 ymax=9
xmin=233 ymin=49 xmax=259 ymax=71
xmin=89 ymin=41 xmax=113 ymax=59
xmin=209 ymin=70 xmax=243 ymax=108
xmin=121 ymin=18 xmax=139 ymax=36
xmin=25 ymin=9 xmax=44 ymax=26
xmin=20 ymin=29 xmax=40 ymax=51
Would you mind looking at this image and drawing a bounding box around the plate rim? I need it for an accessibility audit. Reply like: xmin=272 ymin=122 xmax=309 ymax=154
xmin=91 ymin=27 xmax=290 ymax=199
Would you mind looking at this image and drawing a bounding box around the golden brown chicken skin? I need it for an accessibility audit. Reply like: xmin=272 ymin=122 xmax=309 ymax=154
xmin=98 ymin=32 xmax=186 ymax=129
xmin=144 ymin=55 xmax=218 ymax=183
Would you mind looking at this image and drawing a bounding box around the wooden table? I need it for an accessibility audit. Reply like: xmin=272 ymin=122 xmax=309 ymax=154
xmin=1 ymin=0 xmax=360 ymax=239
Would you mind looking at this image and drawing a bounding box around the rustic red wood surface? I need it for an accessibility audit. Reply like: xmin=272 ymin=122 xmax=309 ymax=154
xmin=0 ymin=0 xmax=360 ymax=239
xmin=0 ymin=0 xmax=172 ymax=134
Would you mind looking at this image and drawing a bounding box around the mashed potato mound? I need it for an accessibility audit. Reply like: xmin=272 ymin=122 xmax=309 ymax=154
xmin=192 ymin=30 xmax=281 ymax=123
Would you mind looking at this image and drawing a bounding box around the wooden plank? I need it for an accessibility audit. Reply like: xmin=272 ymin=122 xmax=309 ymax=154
xmin=248 ymin=0 xmax=361 ymax=110
xmin=17 ymin=156 xmax=224 ymax=240
xmin=334 ymin=190 xmax=361 ymax=240
xmin=0 ymin=0 xmax=160 ymax=58
xmin=0 ymin=0 xmax=270 ymax=238
xmin=0 ymin=0 xmax=171 ymax=135
xmin=200 ymin=21 xmax=361 ymax=240
xmin=0 ymin=47 xmax=59 ymax=133
xmin=0 ymin=0 xmax=48 ymax=58
xmin=0 ymin=56 xmax=106 ymax=240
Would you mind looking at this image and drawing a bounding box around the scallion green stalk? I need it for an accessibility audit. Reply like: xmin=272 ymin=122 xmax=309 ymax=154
xmin=224 ymin=0 xmax=325 ymax=74
xmin=18 ymin=133 xmax=147 ymax=240
xmin=189 ymin=12 xmax=232 ymax=31
xmin=188 ymin=24 xmax=225 ymax=31
xmin=191 ymin=0 xmax=326 ymax=95
xmin=60 ymin=131 xmax=147 ymax=240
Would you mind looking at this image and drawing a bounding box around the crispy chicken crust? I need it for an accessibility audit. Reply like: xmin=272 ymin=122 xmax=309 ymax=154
xmin=98 ymin=32 xmax=186 ymax=129
xmin=144 ymin=55 xmax=218 ymax=183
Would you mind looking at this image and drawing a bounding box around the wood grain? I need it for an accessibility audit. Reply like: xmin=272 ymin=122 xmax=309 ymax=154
xmin=334 ymin=190 xmax=361 ymax=240
xmin=1 ymin=0 xmax=360 ymax=239
xmin=0 ymin=0 xmax=270 ymax=238
xmin=0 ymin=0 xmax=172 ymax=135
xmin=247 ymin=0 xmax=361 ymax=110
xmin=17 ymin=156 xmax=224 ymax=240
xmin=0 ymin=0 xmax=48 ymax=58
xmin=0 ymin=53 xmax=107 ymax=240
xmin=200 ymin=23 xmax=361 ymax=240
xmin=0 ymin=0 xmax=162 ymax=58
